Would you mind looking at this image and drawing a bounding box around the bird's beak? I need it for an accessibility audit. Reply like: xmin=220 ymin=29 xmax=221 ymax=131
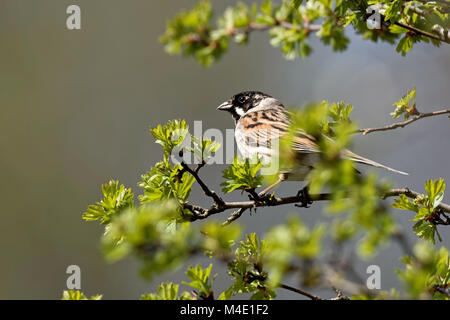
xmin=217 ymin=101 xmax=232 ymax=111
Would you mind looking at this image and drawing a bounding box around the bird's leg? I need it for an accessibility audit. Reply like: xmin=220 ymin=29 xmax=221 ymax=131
xmin=245 ymin=175 xmax=286 ymax=205
xmin=295 ymin=185 xmax=313 ymax=208
xmin=258 ymin=175 xmax=286 ymax=198
xmin=246 ymin=188 xmax=274 ymax=205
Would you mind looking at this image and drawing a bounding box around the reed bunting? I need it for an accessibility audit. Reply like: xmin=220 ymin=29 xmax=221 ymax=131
xmin=217 ymin=91 xmax=408 ymax=195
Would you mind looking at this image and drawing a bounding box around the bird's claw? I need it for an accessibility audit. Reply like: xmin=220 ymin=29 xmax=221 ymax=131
xmin=295 ymin=186 xmax=313 ymax=208
xmin=247 ymin=189 xmax=276 ymax=205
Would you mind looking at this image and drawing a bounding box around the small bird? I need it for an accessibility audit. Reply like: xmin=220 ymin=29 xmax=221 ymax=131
xmin=217 ymin=91 xmax=408 ymax=196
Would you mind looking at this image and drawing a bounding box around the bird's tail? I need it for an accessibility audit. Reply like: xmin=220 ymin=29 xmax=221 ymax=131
xmin=343 ymin=150 xmax=409 ymax=175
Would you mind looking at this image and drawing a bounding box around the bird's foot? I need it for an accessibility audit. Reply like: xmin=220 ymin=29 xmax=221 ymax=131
xmin=295 ymin=186 xmax=313 ymax=208
xmin=247 ymin=189 xmax=277 ymax=205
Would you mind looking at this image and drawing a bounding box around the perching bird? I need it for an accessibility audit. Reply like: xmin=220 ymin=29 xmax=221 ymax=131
xmin=217 ymin=91 xmax=408 ymax=195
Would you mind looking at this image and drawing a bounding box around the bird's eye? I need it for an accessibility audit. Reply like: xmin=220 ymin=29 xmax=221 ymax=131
xmin=238 ymin=96 xmax=246 ymax=103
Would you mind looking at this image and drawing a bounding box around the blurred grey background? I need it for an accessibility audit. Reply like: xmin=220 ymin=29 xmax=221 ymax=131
xmin=0 ymin=0 xmax=448 ymax=299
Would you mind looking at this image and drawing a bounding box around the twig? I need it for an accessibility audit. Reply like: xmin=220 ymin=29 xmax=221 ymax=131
xmin=359 ymin=109 xmax=450 ymax=135
xmin=225 ymin=21 xmax=322 ymax=38
xmin=394 ymin=21 xmax=450 ymax=44
xmin=179 ymin=161 xmax=225 ymax=206
xmin=384 ymin=188 xmax=450 ymax=215
xmin=223 ymin=208 xmax=247 ymax=226
xmin=187 ymin=20 xmax=323 ymax=46
xmin=183 ymin=192 xmax=333 ymax=222
xmin=411 ymin=0 xmax=449 ymax=4
xmin=321 ymin=264 xmax=377 ymax=298
xmin=184 ymin=185 xmax=450 ymax=225
xmin=432 ymin=284 xmax=450 ymax=298
xmin=279 ymin=283 xmax=322 ymax=300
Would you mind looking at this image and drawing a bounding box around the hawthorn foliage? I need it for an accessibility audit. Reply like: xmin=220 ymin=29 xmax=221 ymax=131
xmin=160 ymin=0 xmax=450 ymax=66
xmin=65 ymin=1 xmax=450 ymax=300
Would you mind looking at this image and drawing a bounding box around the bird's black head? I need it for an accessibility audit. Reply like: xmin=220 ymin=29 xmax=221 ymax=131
xmin=217 ymin=91 xmax=272 ymax=121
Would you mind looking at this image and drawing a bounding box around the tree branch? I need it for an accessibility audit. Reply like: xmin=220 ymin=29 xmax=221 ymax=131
xmin=183 ymin=191 xmax=333 ymax=222
xmin=179 ymin=161 xmax=225 ymax=206
xmin=187 ymin=20 xmax=323 ymax=46
xmin=432 ymin=284 xmax=450 ymax=299
xmin=394 ymin=21 xmax=450 ymax=44
xmin=183 ymin=181 xmax=450 ymax=225
xmin=279 ymin=283 xmax=322 ymax=300
xmin=384 ymin=188 xmax=450 ymax=216
xmin=359 ymin=109 xmax=450 ymax=135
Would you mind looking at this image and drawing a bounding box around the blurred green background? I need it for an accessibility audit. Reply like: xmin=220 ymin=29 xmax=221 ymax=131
xmin=0 ymin=0 xmax=449 ymax=299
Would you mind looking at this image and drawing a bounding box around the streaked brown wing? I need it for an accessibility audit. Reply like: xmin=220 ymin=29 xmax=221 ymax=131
xmin=241 ymin=107 xmax=320 ymax=154
xmin=240 ymin=107 xmax=407 ymax=175
xmin=291 ymin=131 xmax=320 ymax=154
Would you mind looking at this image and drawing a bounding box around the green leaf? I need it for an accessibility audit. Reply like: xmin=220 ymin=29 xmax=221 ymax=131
xmin=182 ymin=264 xmax=216 ymax=297
xmin=384 ymin=0 xmax=403 ymax=23
xmin=291 ymin=0 xmax=303 ymax=9
xmin=221 ymin=156 xmax=263 ymax=193
xmin=201 ymin=221 xmax=242 ymax=256
xmin=141 ymin=282 xmax=192 ymax=300
xmin=224 ymin=233 xmax=275 ymax=300
xmin=425 ymin=178 xmax=446 ymax=209
xmin=390 ymin=87 xmax=416 ymax=119
xmin=264 ymin=216 xmax=326 ymax=285
xmin=138 ymin=161 xmax=195 ymax=205
xmin=218 ymin=286 xmax=234 ymax=300
xmin=332 ymin=219 xmax=357 ymax=243
xmin=188 ymin=136 xmax=221 ymax=163
xmin=329 ymin=101 xmax=353 ymax=121
xmin=150 ymin=120 xmax=189 ymax=161
xmin=392 ymin=194 xmax=418 ymax=212
xmin=397 ymin=241 xmax=450 ymax=299
xmin=413 ymin=220 xmax=439 ymax=244
xmin=260 ymin=0 xmax=273 ymax=16
xmin=62 ymin=290 xmax=103 ymax=300
xmin=101 ymin=201 xmax=196 ymax=279
xmin=82 ymin=180 xmax=134 ymax=224
xmin=396 ymin=36 xmax=414 ymax=56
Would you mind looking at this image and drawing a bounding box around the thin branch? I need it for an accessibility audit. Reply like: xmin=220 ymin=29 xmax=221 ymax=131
xmin=179 ymin=161 xmax=225 ymax=206
xmin=384 ymin=188 xmax=450 ymax=215
xmin=226 ymin=21 xmax=322 ymax=37
xmin=244 ymin=11 xmax=450 ymax=45
xmin=223 ymin=208 xmax=247 ymax=226
xmin=382 ymin=1 xmax=450 ymax=42
xmin=394 ymin=21 xmax=450 ymax=44
xmin=183 ymin=192 xmax=333 ymax=222
xmin=279 ymin=283 xmax=322 ymax=300
xmin=321 ymin=265 xmax=377 ymax=298
xmin=183 ymin=184 xmax=450 ymax=226
xmin=359 ymin=109 xmax=450 ymax=135
xmin=432 ymin=284 xmax=450 ymax=298
xmin=413 ymin=0 xmax=450 ymax=4
xmin=187 ymin=20 xmax=324 ymax=46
